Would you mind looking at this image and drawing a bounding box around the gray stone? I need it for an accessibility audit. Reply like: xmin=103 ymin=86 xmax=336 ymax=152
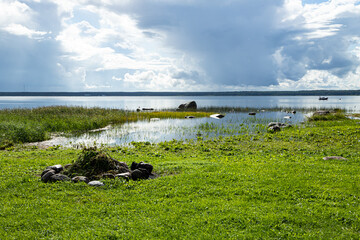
xmin=41 ymin=168 xmax=54 ymax=177
xmin=41 ymin=169 xmax=55 ymax=183
xmin=116 ymin=172 xmax=131 ymax=180
xmin=88 ymin=181 xmax=104 ymax=186
xmin=131 ymin=168 xmax=150 ymax=181
xmin=71 ymin=176 xmax=89 ymax=183
xmin=131 ymin=161 xmax=153 ymax=174
xmin=48 ymin=174 xmax=70 ymax=183
xmin=210 ymin=114 xmax=225 ymax=119
xmin=101 ymin=173 xmax=115 ymax=179
xmin=46 ymin=164 xmax=63 ymax=174
xmin=268 ymin=125 xmax=281 ymax=132
xmin=267 ymin=122 xmax=291 ymax=129
xmin=177 ymin=101 xmax=197 ymax=111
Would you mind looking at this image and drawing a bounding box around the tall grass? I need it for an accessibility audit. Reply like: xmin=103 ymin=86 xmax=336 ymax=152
xmin=0 ymin=106 xmax=211 ymax=145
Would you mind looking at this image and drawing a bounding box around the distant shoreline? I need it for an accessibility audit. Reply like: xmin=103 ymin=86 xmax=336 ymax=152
xmin=0 ymin=90 xmax=359 ymax=97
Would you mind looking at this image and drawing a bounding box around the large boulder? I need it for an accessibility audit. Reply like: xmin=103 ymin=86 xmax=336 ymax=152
xmin=177 ymin=101 xmax=197 ymax=111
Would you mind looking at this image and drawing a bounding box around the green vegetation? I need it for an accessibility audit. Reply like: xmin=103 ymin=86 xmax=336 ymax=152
xmin=0 ymin=106 xmax=211 ymax=145
xmin=0 ymin=110 xmax=359 ymax=239
xmin=306 ymin=109 xmax=347 ymax=122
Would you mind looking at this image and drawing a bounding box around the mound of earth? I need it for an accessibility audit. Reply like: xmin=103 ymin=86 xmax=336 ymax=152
xmin=64 ymin=147 xmax=129 ymax=179
xmin=40 ymin=147 xmax=155 ymax=184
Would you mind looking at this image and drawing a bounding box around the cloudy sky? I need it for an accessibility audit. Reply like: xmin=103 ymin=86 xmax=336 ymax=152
xmin=1 ymin=0 xmax=360 ymax=92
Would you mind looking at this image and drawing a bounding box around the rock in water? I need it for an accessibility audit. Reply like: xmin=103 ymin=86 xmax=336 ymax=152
xmin=210 ymin=114 xmax=225 ymax=119
xmin=177 ymin=101 xmax=197 ymax=111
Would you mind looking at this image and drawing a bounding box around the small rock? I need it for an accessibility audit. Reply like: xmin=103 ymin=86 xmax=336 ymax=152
xmin=71 ymin=176 xmax=89 ymax=183
xmin=268 ymin=125 xmax=281 ymax=132
xmin=267 ymin=122 xmax=288 ymax=128
xmin=101 ymin=173 xmax=115 ymax=179
xmin=210 ymin=114 xmax=225 ymax=119
xmin=116 ymin=172 xmax=131 ymax=180
xmin=248 ymin=112 xmax=256 ymax=116
xmin=64 ymin=164 xmax=72 ymax=169
xmin=131 ymin=161 xmax=153 ymax=174
xmin=48 ymin=174 xmax=70 ymax=183
xmin=131 ymin=168 xmax=150 ymax=181
xmin=88 ymin=181 xmax=104 ymax=187
xmin=323 ymin=156 xmax=348 ymax=161
xmin=41 ymin=168 xmax=54 ymax=177
xmin=41 ymin=169 xmax=55 ymax=183
xmin=46 ymin=164 xmax=63 ymax=174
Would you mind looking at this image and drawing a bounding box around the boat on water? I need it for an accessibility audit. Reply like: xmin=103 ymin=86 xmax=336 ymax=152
xmin=319 ymin=97 xmax=328 ymax=100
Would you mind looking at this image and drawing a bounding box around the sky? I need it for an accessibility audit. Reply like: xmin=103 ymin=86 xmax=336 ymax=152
xmin=0 ymin=0 xmax=360 ymax=92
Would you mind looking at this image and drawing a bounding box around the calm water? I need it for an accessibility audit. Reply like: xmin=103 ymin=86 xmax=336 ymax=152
xmin=0 ymin=95 xmax=359 ymax=111
xmin=2 ymin=95 xmax=358 ymax=146
xmin=42 ymin=111 xmax=305 ymax=147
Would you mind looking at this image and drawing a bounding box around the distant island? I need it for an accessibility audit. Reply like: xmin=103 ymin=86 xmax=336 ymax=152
xmin=0 ymin=90 xmax=360 ymax=96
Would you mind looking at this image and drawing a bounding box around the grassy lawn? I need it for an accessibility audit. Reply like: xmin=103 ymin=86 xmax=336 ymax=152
xmin=0 ymin=109 xmax=359 ymax=239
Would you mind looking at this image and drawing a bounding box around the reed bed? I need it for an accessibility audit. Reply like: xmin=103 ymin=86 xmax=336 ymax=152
xmin=0 ymin=106 xmax=210 ymax=146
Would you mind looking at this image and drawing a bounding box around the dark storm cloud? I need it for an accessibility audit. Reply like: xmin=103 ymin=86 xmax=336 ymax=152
xmin=107 ymin=0 xmax=285 ymax=86
xmin=106 ymin=0 xmax=360 ymax=88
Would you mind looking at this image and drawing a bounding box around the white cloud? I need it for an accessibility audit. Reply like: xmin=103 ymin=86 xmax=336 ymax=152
xmin=1 ymin=0 xmax=360 ymax=91
xmin=0 ymin=0 xmax=32 ymax=26
xmin=2 ymin=23 xmax=49 ymax=39
xmin=282 ymin=0 xmax=360 ymax=40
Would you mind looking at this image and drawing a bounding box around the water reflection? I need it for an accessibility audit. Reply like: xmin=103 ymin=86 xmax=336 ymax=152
xmin=57 ymin=111 xmax=305 ymax=147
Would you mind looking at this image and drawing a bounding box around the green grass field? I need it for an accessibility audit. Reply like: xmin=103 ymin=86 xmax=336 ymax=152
xmin=0 ymin=108 xmax=359 ymax=239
